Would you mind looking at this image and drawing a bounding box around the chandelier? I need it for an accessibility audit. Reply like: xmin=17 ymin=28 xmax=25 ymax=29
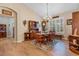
xmin=43 ymin=3 xmax=52 ymax=20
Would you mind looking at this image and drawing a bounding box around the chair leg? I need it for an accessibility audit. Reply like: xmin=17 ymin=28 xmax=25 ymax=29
xmin=40 ymin=42 xmax=42 ymax=47
xmin=35 ymin=41 xmax=37 ymax=45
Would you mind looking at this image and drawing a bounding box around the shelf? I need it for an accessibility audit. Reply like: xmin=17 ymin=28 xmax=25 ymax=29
xmin=69 ymin=42 xmax=79 ymax=47
xmin=69 ymin=35 xmax=79 ymax=55
xmin=69 ymin=35 xmax=79 ymax=37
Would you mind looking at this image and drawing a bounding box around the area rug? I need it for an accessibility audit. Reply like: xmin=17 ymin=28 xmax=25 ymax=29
xmin=31 ymin=39 xmax=60 ymax=51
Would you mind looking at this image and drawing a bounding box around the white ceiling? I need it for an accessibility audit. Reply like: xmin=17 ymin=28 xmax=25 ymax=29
xmin=25 ymin=3 xmax=79 ymax=18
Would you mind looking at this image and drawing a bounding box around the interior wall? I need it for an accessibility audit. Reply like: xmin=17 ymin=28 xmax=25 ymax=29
xmin=58 ymin=10 xmax=79 ymax=40
xmin=7 ymin=18 xmax=15 ymax=38
xmin=60 ymin=12 xmax=72 ymax=39
xmin=0 ymin=16 xmax=8 ymax=24
xmin=0 ymin=3 xmax=41 ymax=42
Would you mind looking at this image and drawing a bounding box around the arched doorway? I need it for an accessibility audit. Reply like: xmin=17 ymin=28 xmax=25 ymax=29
xmin=0 ymin=6 xmax=17 ymax=42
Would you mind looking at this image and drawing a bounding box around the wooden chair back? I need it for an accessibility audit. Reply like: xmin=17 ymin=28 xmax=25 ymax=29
xmin=35 ymin=33 xmax=45 ymax=43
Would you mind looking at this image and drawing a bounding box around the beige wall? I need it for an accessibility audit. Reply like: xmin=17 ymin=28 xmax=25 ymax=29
xmin=59 ymin=10 xmax=79 ymax=40
xmin=0 ymin=3 xmax=41 ymax=42
xmin=60 ymin=12 xmax=72 ymax=39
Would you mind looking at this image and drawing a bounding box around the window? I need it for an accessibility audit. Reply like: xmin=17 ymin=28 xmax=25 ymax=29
xmin=49 ymin=18 xmax=64 ymax=34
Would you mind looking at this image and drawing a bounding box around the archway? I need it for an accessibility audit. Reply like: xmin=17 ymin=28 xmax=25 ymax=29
xmin=0 ymin=6 xmax=17 ymax=42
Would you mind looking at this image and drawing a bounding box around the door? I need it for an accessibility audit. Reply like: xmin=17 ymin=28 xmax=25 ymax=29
xmin=72 ymin=12 xmax=79 ymax=35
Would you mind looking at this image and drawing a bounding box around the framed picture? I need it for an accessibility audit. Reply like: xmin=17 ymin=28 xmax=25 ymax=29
xmin=67 ymin=19 xmax=72 ymax=25
xmin=2 ymin=9 xmax=12 ymax=16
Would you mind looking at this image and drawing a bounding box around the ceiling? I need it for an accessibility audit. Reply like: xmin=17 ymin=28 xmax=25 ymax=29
xmin=25 ymin=3 xmax=79 ymax=18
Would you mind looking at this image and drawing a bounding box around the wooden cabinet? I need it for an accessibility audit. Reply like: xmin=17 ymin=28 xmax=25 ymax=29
xmin=0 ymin=24 xmax=6 ymax=38
xmin=68 ymin=35 xmax=79 ymax=54
xmin=28 ymin=21 xmax=39 ymax=40
xmin=68 ymin=11 xmax=79 ymax=54
xmin=0 ymin=32 xmax=6 ymax=38
xmin=24 ymin=33 xmax=30 ymax=41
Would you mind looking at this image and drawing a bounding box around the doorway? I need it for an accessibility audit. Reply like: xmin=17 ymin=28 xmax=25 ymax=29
xmin=0 ymin=16 xmax=15 ymax=39
xmin=0 ymin=6 xmax=17 ymax=42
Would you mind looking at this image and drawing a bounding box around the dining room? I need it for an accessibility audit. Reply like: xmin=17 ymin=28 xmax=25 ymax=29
xmin=0 ymin=3 xmax=79 ymax=56
xmin=23 ymin=3 xmax=79 ymax=55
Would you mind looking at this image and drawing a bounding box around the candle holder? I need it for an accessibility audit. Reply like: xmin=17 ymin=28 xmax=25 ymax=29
xmin=23 ymin=20 xmax=26 ymax=26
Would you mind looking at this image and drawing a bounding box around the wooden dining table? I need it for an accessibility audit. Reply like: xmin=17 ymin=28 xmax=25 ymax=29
xmin=37 ymin=33 xmax=49 ymax=37
xmin=36 ymin=32 xmax=53 ymax=42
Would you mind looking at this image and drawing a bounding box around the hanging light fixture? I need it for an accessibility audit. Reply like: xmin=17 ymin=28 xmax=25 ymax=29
xmin=46 ymin=3 xmax=48 ymax=19
xmin=43 ymin=3 xmax=52 ymax=20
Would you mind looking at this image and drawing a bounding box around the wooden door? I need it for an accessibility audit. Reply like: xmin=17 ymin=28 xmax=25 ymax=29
xmin=0 ymin=24 xmax=6 ymax=38
xmin=72 ymin=11 xmax=79 ymax=35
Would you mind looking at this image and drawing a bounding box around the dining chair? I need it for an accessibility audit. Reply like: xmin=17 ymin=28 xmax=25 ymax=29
xmin=35 ymin=33 xmax=45 ymax=47
xmin=46 ymin=33 xmax=55 ymax=44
